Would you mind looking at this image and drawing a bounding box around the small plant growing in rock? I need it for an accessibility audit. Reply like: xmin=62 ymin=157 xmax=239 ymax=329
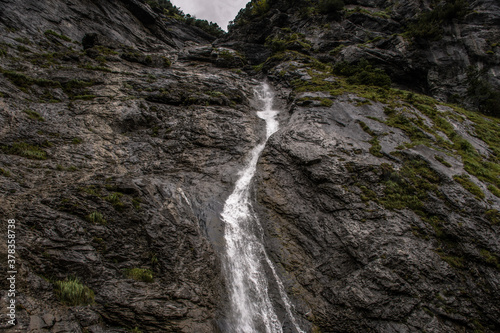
xmin=1 ymin=142 xmax=47 ymax=160
xmin=44 ymin=30 xmax=72 ymax=42
xmin=106 ymin=192 xmax=125 ymax=210
xmin=129 ymin=328 xmax=142 ymax=333
xmin=485 ymin=209 xmax=499 ymax=225
xmin=0 ymin=168 xmax=11 ymax=177
xmin=54 ymin=277 xmax=94 ymax=305
xmin=487 ymin=185 xmax=500 ymax=198
xmin=23 ymin=109 xmax=44 ymax=121
xmin=124 ymin=268 xmax=154 ymax=282
xmin=453 ymin=174 xmax=485 ymax=200
xmin=87 ymin=211 xmax=106 ymax=225
xmin=434 ymin=155 xmax=452 ymax=167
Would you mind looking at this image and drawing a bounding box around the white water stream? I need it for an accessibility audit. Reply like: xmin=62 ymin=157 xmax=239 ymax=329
xmin=221 ymin=83 xmax=304 ymax=333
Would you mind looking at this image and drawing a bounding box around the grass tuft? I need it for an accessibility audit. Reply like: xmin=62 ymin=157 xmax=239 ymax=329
xmin=54 ymin=277 xmax=94 ymax=305
xmin=124 ymin=268 xmax=154 ymax=282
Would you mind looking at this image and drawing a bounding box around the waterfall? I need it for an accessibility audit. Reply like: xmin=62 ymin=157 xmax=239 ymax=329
xmin=221 ymin=83 xmax=304 ymax=333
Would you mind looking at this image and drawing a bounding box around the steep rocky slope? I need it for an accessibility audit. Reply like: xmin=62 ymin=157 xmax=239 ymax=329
xmin=0 ymin=0 xmax=263 ymax=331
xmin=0 ymin=0 xmax=499 ymax=332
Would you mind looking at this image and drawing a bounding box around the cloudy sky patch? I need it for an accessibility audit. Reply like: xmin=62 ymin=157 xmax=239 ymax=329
xmin=169 ymin=0 xmax=250 ymax=30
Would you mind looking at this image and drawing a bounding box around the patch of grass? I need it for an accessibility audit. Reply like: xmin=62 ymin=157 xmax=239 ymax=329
xmin=23 ymin=109 xmax=44 ymax=121
xmin=17 ymin=45 xmax=30 ymax=53
xmin=485 ymin=209 xmax=499 ymax=225
xmin=333 ymin=58 xmax=391 ymax=89
xmin=434 ymin=154 xmax=452 ymax=167
xmin=346 ymin=7 xmax=390 ymax=19
xmin=72 ymin=137 xmax=83 ymax=144
xmin=132 ymin=197 xmax=142 ymax=210
xmin=54 ymin=277 xmax=94 ymax=305
xmin=438 ymin=253 xmax=464 ymax=268
xmin=453 ymin=174 xmax=485 ymax=200
xmin=357 ymin=120 xmax=375 ymax=136
xmin=265 ymin=33 xmax=312 ymax=53
xmin=320 ymin=98 xmax=333 ymax=107
xmin=79 ymin=186 xmax=100 ymax=196
xmin=105 ymin=192 xmax=124 ymax=210
xmin=86 ymin=211 xmax=106 ymax=225
xmin=369 ymin=137 xmax=383 ymax=157
xmin=129 ymin=327 xmax=143 ymax=333
xmin=380 ymin=158 xmax=440 ymax=212
xmin=93 ymin=45 xmax=118 ymax=56
xmin=1 ymin=142 xmax=47 ymax=160
xmin=44 ymin=30 xmax=72 ymax=42
xmin=480 ymin=249 xmax=500 ymax=268
xmin=0 ymin=168 xmax=11 ymax=177
xmin=1 ymin=70 xmax=61 ymax=91
xmin=124 ymin=268 xmax=154 ymax=282
xmin=488 ymin=185 xmax=500 ymax=198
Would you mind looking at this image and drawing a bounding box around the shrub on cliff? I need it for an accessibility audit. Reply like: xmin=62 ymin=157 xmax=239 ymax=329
xmin=55 ymin=277 xmax=95 ymax=305
xmin=407 ymin=0 xmax=470 ymax=40
xmin=333 ymin=58 xmax=391 ymax=88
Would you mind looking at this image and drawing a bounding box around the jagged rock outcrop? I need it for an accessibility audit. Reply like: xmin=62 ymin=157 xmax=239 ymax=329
xmin=220 ymin=0 xmax=500 ymax=114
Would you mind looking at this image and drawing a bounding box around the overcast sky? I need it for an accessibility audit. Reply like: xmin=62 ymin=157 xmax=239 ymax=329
xmin=169 ymin=0 xmax=250 ymax=30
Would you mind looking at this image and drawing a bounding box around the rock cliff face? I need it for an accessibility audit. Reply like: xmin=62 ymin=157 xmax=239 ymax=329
xmin=0 ymin=0 xmax=499 ymax=332
xmin=221 ymin=0 xmax=500 ymax=115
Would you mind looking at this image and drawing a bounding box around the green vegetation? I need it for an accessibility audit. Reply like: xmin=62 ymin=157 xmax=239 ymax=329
xmin=488 ymin=185 xmax=500 ymax=198
xmin=54 ymin=277 xmax=94 ymax=305
xmin=86 ymin=211 xmax=107 ymax=225
xmin=1 ymin=142 xmax=47 ymax=160
xmin=44 ymin=30 xmax=72 ymax=42
xmin=0 ymin=168 xmax=11 ymax=177
xmin=105 ymin=192 xmax=125 ymax=210
xmin=145 ymin=0 xmax=224 ymax=37
xmin=124 ymin=268 xmax=154 ymax=282
xmin=1 ymin=70 xmax=61 ymax=92
xmin=356 ymin=120 xmax=384 ymax=157
xmin=23 ymin=109 xmax=44 ymax=121
xmin=406 ymin=0 xmax=470 ymax=40
xmin=439 ymin=253 xmax=464 ymax=268
xmin=380 ymin=158 xmax=441 ymax=212
xmin=453 ymin=174 xmax=485 ymax=199
xmin=265 ymin=33 xmax=312 ymax=53
xmin=434 ymin=154 xmax=452 ymax=167
xmin=72 ymin=137 xmax=83 ymax=144
xmin=480 ymin=249 xmax=500 ymax=269
xmin=485 ymin=209 xmax=499 ymax=225
xmin=129 ymin=328 xmax=143 ymax=333
xmin=61 ymin=79 xmax=96 ymax=99
xmin=346 ymin=6 xmax=391 ymax=19
xmin=369 ymin=137 xmax=383 ymax=157
xmin=333 ymin=58 xmax=391 ymax=89
xmin=162 ymin=56 xmax=172 ymax=67
xmin=252 ymin=0 xmax=270 ymax=15
xmin=466 ymin=66 xmax=500 ymax=118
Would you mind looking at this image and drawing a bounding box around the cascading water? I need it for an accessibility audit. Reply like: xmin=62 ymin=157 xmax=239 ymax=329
xmin=221 ymin=83 xmax=304 ymax=333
